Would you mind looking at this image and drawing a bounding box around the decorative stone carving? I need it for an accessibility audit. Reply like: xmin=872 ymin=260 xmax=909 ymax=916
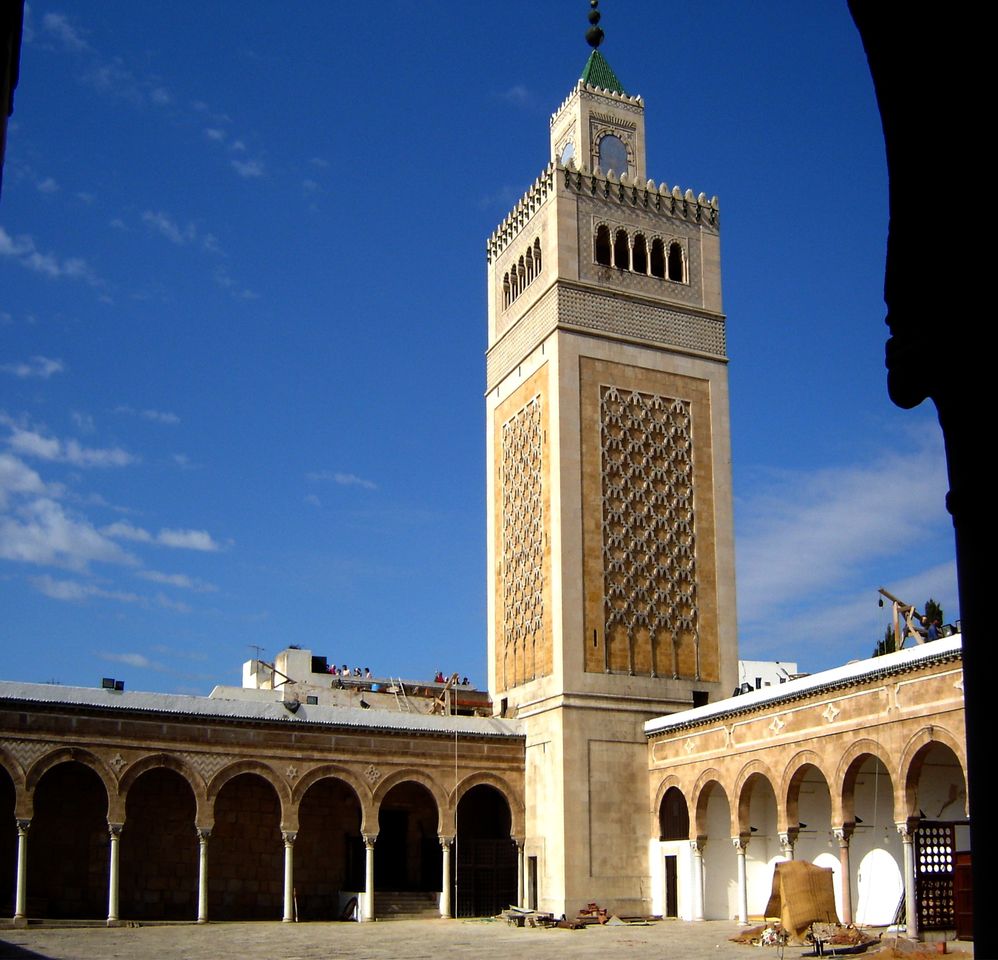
xmin=600 ymin=385 xmax=699 ymax=677
xmin=364 ymin=763 xmax=382 ymax=785
xmin=500 ymin=396 xmax=545 ymax=689
xmin=821 ymin=703 xmax=841 ymax=723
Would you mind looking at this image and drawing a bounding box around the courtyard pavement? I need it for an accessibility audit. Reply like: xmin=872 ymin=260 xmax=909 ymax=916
xmin=0 ymin=918 xmax=977 ymax=960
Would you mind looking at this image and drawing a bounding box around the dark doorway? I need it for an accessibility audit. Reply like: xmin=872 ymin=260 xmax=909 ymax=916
xmin=29 ymin=762 xmax=109 ymax=918
xmin=455 ymin=785 xmax=516 ymax=918
xmin=0 ymin=769 xmax=15 ymax=916
xmin=527 ymin=855 xmax=538 ymax=910
xmin=376 ymin=782 xmax=440 ymax=892
xmin=664 ymin=854 xmax=678 ymax=917
xmin=120 ymin=767 xmax=197 ymax=920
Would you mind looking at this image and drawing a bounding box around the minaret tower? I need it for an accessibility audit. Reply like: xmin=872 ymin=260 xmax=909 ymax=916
xmin=485 ymin=3 xmax=737 ymax=916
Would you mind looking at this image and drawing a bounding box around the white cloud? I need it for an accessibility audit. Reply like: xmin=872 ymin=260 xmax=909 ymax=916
xmin=306 ymin=469 xmax=377 ymax=490
xmin=31 ymin=574 xmax=141 ymax=604
xmin=101 ymin=651 xmax=156 ymax=668
xmin=7 ymin=425 xmax=136 ymax=467
xmin=204 ymin=128 xmax=226 ymax=142
xmin=0 ymin=225 xmax=100 ymax=286
xmin=42 ymin=12 xmax=91 ymax=52
xmin=138 ymin=569 xmax=218 ymax=592
xmin=0 ymin=453 xmax=47 ymax=510
xmin=499 ymin=84 xmax=531 ymax=106
xmin=1 ymin=356 xmax=65 ymax=379
xmin=36 ymin=177 xmax=59 ymax=194
xmin=115 ymin=404 xmax=180 ymax=425
xmin=102 ymin=521 xmax=222 ymax=552
xmin=231 ymin=158 xmax=264 ymax=178
xmin=150 ymin=86 xmax=171 ymax=105
xmin=142 ymin=210 xmax=197 ymax=246
xmin=1 ymin=498 xmax=137 ymax=571
xmin=157 ymin=528 xmax=221 ymax=551
xmin=734 ymin=427 xmax=955 ymax=667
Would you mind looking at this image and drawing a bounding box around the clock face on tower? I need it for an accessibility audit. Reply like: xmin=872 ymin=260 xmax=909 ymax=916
xmin=598 ymin=133 xmax=628 ymax=176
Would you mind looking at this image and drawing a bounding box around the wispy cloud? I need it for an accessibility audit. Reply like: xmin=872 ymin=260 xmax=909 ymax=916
xmin=137 ymin=569 xmax=218 ymax=592
xmin=6 ymin=424 xmax=136 ymax=467
xmin=114 ymin=404 xmax=180 ymax=425
xmin=1 ymin=498 xmax=137 ymax=571
xmin=1 ymin=356 xmax=65 ymax=379
xmin=735 ymin=426 xmax=954 ymax=666
xmin=231 ymin=158 xmax=264 ymax=179
xmin=499 ymin=84 xmax=531 ymax=106
xmin=306 ymin=470 xmax=378 ymax=490
xmin=140 ymin=210 xmax=220 ymax=255
xmin=31 ymin=574 xmax=140 ymax=604
xmin=0 ymin=453 xmax=48 ymax=510
xmin=42 ymin=12 xmax=91 ymax=52
xmin=0 ymin=226 xmax=101 ymax=286
xmin=36 ymin=177 xmax=59 ymax=195
xmin=102 ymin=521 xmax=222 ymax=552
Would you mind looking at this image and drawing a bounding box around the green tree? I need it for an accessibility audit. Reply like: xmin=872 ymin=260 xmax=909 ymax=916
xmin=874 ymin=623 xmax=898 ymax=658
xmin=924 ymin=598 xmax=944 ymax=629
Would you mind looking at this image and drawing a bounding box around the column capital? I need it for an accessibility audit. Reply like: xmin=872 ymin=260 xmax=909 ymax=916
xmin=833 ymin=825 xmax=854 ymax=845
xmin=15 ymin=818 xmax=30 ymax=836
xmin=689 ymin=837 xmax=705 ymax=855
xmin=108 ymin=822 xmax=124 ymax=839
xmin=732 ymin=836 xmax=749 ymax=853
xmin=197 ymin=827 xmax=212 ymax=842
xmin=896 ymin=818 xmax=919 ymax=841
xmin=438 ymin=835 xmax=454 ymax=849
xmin=363 ymin=833 xmax=377 ymax=849
xmin=282 ymin=831 xmax=297 ymax=845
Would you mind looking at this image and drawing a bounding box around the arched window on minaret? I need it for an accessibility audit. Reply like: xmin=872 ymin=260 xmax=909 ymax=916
xmin=632 ymin=234 xmax=648 ymax=274
xmin=594 ymin=225 xmax=612 ymax=265
xmin=517 ymin=256 xmax=526 ymax=295
xmin=533 ymin=238 xmax=542 ymax=275
xmin=525 ymin=247 xmax=534 ymax=284
xmin=503 ymin=273 xmax=511 ymax=309
xmin=667 ymin=242 xmax=685 ymax=283
xmin=650 ymin=238 xmax=666 ymax=279
xmin=613 ymin=229 xmax=630 ymax=271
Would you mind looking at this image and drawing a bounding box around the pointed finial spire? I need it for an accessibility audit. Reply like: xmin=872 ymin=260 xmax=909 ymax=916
xmin=586 ymin=0 xmax=605 ymax=49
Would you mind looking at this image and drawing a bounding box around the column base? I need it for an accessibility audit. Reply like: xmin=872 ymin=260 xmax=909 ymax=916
xmin=12 ymin=916 xmax=28 ymax=928
xmin=197 ymin=918 xmax=209 ymax=924
xmin=106 ymin=919 xmax=123 ymax=928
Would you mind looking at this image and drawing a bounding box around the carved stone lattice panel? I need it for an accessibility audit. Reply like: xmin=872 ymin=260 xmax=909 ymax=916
xmin=600 ymin=385 xmax=699 ymax=678
xmin=500 ymin=395 xmax=544 ymax=690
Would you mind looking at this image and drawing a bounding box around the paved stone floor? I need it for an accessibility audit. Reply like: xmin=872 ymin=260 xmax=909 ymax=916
xmin=0 ymin=919 xmax=977 ymax=960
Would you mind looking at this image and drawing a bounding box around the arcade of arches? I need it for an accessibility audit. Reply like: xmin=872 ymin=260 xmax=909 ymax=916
xmin=0 ymin=694 xmax=524 ymax=925
xmin=1 ymin=640 xmax=970 ymax=934
xmin=647 ymin=642 xmax=968 ymax=938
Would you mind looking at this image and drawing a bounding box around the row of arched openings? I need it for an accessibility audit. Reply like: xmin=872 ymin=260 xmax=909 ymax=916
xmin=595 ymin=224 xmax=686 ymax=282
xmin=654 ymin=739 xmax=968 ymax=927
xmin=502 ymin=238 xmax=542 ymax=309
xmin=0 ymin=761 xmax=516 ymax=922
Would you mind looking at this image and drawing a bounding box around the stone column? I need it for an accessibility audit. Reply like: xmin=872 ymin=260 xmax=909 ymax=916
xmin=778 ymin=830 xmax=796 ymax=861
xmin=897 ymin=821 xmax=918 ymax=939
xmin=439 ymin=837 xmax=453 ymax=919
xmin=833 ymin=826 xmax=854 ymax=924
xmin=197 ymin=828 xmax=211 ymax=923
xmin=690 ymin=839 xmax=705 ymax=921
xmin=362 ymin=834 xmax=376 ymax=922
xmin=107 ymin=822 xmax=123 ymax=925
xmin=733 ymin=837 xmax=749 ymax=924
xmin=516 ymin=841 xmax=525 ymax=908
xmin=282 ymin=831 xmax=297 ymax=922
xmin=13 ymin=819 xmax=29 ymax=926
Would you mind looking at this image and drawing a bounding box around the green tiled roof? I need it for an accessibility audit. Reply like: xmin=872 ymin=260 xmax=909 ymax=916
xmin=580 ymin=50 xmax=625 ymax=95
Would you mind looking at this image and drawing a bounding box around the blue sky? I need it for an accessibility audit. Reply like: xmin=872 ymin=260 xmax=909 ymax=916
xmin=1 ymin=2 xmax=956 ymax=694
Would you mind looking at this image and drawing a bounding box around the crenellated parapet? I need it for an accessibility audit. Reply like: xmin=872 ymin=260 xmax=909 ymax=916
xmin=561 ymin=160 xmax=720 ymax=229
xmin=486 ymin=165 xmax=556 ymax=264
xmin=549 ymin=80 xmax=645 ymax=127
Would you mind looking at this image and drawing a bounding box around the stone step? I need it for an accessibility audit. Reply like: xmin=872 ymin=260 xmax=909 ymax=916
xmin=374 ymin=891 xmax=441 ymax=920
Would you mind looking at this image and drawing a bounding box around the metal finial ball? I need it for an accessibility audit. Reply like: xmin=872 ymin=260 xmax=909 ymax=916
xmin=586 ymin=25 xmax=604 ymax=48
xmin=588 ymin=9 xmax=601 ymax=24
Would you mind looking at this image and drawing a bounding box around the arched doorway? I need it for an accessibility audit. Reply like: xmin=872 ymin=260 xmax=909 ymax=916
xmin=657 ymin=786 xmax=690 ymax=918
xmin=739 ymin=773 xmax=779 ymax=917
xmin=28 ymin=761 xmax=109 ymax=918
xmin=0 ymin=768 xmax=15 ymax=916
xmin=698 ymin=782 xmax=736 ymax=920
xmin=295 ymin=777 xmax=364 ymax=920
xmin=787 ymin=764 xmax=840 ymax=914
xmin=846 ymin=755 xmax=901 ymax=926
xmin=376 ymin=781 xmax=440 ymax=894
xmin=455 ymin=784 xmax=515 ymax=917
xmin=209 ymin=773 xmax=283 ymax=919
xmin=120 ymin=767 xmax=198 ymax=920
